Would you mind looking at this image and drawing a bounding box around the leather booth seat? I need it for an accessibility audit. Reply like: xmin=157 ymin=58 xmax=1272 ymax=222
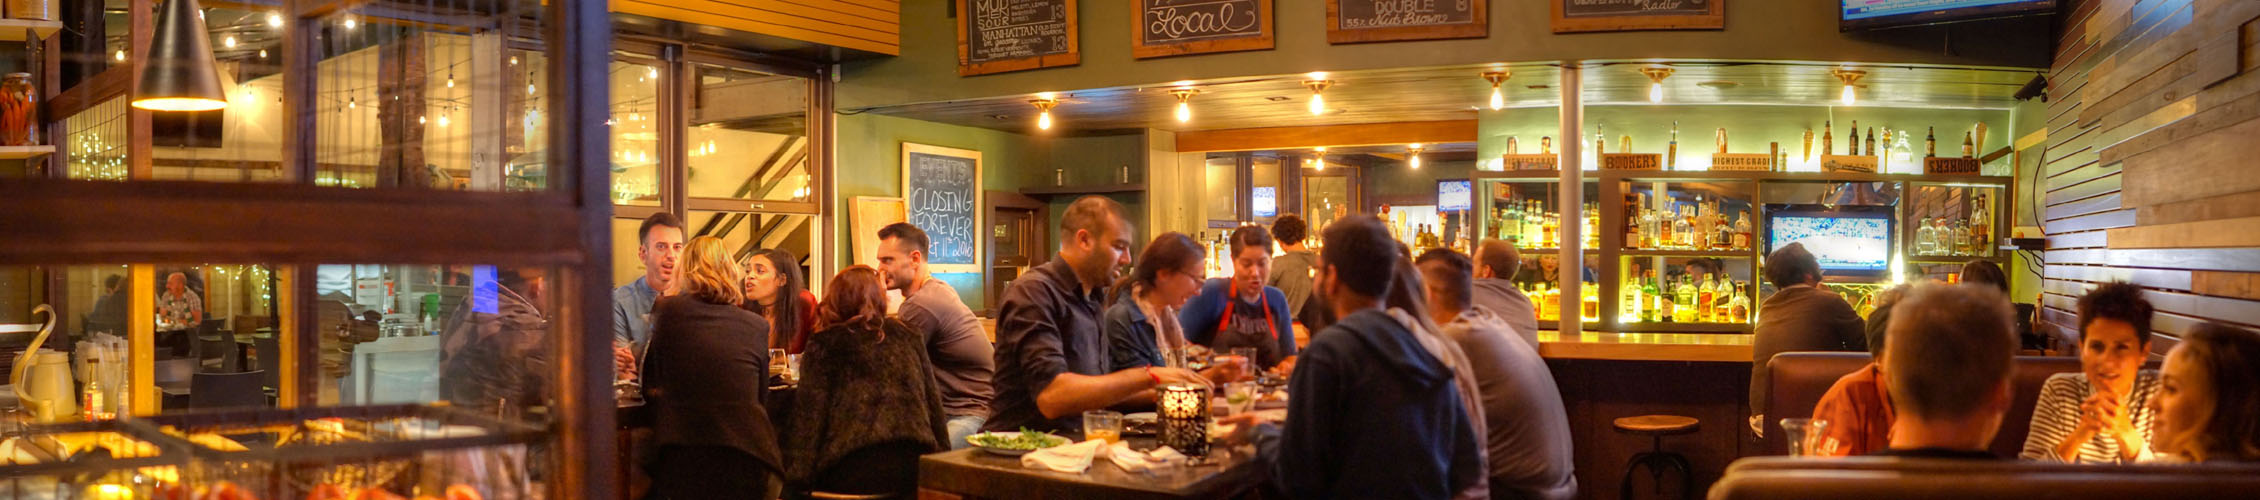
xmin=1761 ymin=353 xmax=2157 ymax=457
xmin=1710 ymin=456 xmax=2260 ymax=500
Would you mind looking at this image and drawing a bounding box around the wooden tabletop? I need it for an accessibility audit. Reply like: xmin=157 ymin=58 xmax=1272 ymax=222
xmin=1537 ymin=331 xmax=1755 ymax=362
xmin=919 ymin=437 xmax=1268 ymax=500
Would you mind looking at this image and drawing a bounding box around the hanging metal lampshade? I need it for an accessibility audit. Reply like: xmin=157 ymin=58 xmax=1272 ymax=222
xmin=132 ymin=0 xmax=227 ymax=111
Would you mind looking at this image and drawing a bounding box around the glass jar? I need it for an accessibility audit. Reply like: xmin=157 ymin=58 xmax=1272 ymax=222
xmin=0 ymin=73 xmax=34 ymax=146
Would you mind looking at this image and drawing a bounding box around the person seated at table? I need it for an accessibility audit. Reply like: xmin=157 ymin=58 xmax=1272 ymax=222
xmin=1102 ymin=232 xmax=1208 ymax=372
xmin=1237 ymin=215 xmax=1485 ymax=499
xmin=1381 ymin=252 xmax=1491 ymax=500
xmin=1180 ymin=224 xmax=1298 ymax=374
xmin=1266 ymin=214 xmax=1325 ymax=332
xmin=157 ymin=272 xmax=204 ymax=331
xmin=613 ymin=212 xmax=685 ymax=382
xmin=1808 ymin=284 xmax=1910 ymax=457
xmin=744 ymin=248 xmax=817 ymax=355
xmin=1417 ymin=248 xmax=1576 ymax=500
xmin=1469 ymin=240 xmax=1538 ymax=348
xmin=2149 ymin=322 xmax=2260 ymax=463
xmin=986 ymin=196 xmax=1208 ymax=434
xmin=875 ymin=222 xmax=996 ymax=450
xmin=783 ymin=265 xmax=948 ymax=497
xmin=640 ymin=236 xmax=782 ymax=498
xmin=2021 ymin=282 xmax=2160 ymax=463
xmin=1873 ymin=283 xmax=2018 ymax=459
xmin=1749 ymin=242 xmax=1868 ymax=437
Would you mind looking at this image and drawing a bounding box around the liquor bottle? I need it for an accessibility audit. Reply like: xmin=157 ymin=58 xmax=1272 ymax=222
xmin=1713 ymin=212 xmax=1734 ymax=250
xmin=1822 ymin=121 xmax=1834 ymax=156
xmin=1526 ymin=201 xmax=1545 ymax=247
xmin=1540 ymin=136 xmax=1553 ymax=155
xmin=1673 ymin=205 xmax=1695 ymax=249
xmin=1620 ymin=134 xmax=1632 ymax=154
xmin=1971 ymin=193 xmax=1993 ymax=255
xmin=1624 ymin=196 xmax=1643 ymax=249
xmin=1955 ymin=220 xmax=1975 ymax=256
xmin=1729 ymin=281 xmax=1752 ymax=324
xmin=1715 ymin=127 xmax=1729 ymax=154
xmin=1542 ymin=213 xmax=1559 ymax=249
xmin=1656 ymin=203 xmax=1676 ymax=249
xmin=1865 ymin=127 xmax=1877 ymax=156
xmin=1849 ymin=120 xmax=1861 ymax=155
xmin=1595 ymin=125 xmax=1607 ymax=155
xmin=1733 ymin=213 xmax=1752 ymax=250
xmin=1916 ymin=218 xmax=1938 ymax=255
xmin=1585 ymin=202 xmax=1599 ymax=249
xmin=1653 ymin=272 xmax=1673 ymax=323
xmin=1890 ymin=128 xmax=1916 ymax=174
xmin=1668 ymin=121 xmax=1680 ymax=170
xmin=1962 ymin=131 xmax=1975 ymax=158
xmin=1802 ymin=129 xmax=1815 ymax=161
xmin=1643 ymin=271 xmax=1664 ymax=322
xmin=1713 ymin=276 xmax=1733 ymax=323
xmin=1639 ymin=205 xmax=1658 ymax=249
xmin=1506 ymin=136 xmax=1520 ymax=155
xmin=1581 ymin=283 xmax=1600 ymax=323
xmin=1622 ymin=272 xmax=1645 ymax=323
xmin=1926 ymin=127 xmax=1938 ymax=158
xmin=1542 ymin=284 xmax=1562 ymax=322
xmin=1673 ymin=276 xmax=1698 ymax=323
xmin=1698 ymin=274 xmax=1717 ymax=323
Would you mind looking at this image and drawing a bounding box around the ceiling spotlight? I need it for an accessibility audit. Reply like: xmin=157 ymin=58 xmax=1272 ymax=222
xmin=1303 ymin=79 xmax=1333 ymax=116
xmin=1030 ymin=97 xmax=1059 ymax=131
xmin=267 ymin=12 xmax=284 ymax=28
xmin=1408 ymin=143 xmax=1425 ymax=169
xmin=343 ymin=17 xmax=356 ymax=30
xmin=223 ymin=35 xmax=237 ymax=48
xmin=1169 ymin=88 xmax=1198 ymax=123
xmin=115 ymin=49 xmax=125 ymax=61
xmin=1831 ymin=68 xmax=1867 ymax=106
xmin=1640 ymin=67 xmax=1674 ymax=104
xmin=1482 ymin=71 xmax=1510 ymax=110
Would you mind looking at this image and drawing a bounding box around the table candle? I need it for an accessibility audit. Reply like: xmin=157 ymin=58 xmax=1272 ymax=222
xmin=1158 ymin=383 xmax=1209 ymax=456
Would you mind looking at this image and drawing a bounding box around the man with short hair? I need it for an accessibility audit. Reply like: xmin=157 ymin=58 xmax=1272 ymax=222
xmin=1266 ymin=214 xmax=1324 ymax=331
xmin=1470 ymin=240 xmax=1539 ymax=347
xmin=1417 ymin=248 xmax=1577 ymax=500
xmin=614 ymin=212 xmax=685 ymax=356
xmin=1241 ymin=215 xmax=1484 ymax=499
xmin=877 ymin=222 xmax=997 ymax=449
xmin=987 ymin=196 xmax=1208 ymax=433
xmin=1875 ymin=284 xmax=2019 ymax=459
xmin=1749 ymin=242 xmax=1867 ymax=435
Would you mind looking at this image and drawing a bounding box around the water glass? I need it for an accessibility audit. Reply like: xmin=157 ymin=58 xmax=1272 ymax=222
xmin=1223 ymin=382 xmax=1258 ymax=416
xmin=1162 ymin=346 xmax=1189 ymax=370
xmin=1779 ymin=418 xmax=1830 ymax=457
xmin=1083 ymin=410 xmax=1124 ymax=444
xmin=1229 ymin=347 xmax=1259 ymax=381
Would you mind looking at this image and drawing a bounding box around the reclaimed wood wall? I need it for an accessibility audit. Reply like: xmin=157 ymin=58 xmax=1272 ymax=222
xmin=610 ymin=0 xmax=900 ymax=56
xmin=2041 ymin=0 xmax=2260 ymax=348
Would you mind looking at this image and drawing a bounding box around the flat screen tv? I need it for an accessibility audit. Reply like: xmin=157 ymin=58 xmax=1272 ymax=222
xmin=1763 ymin=204 xmax=1896 ymax=278
xmin=1841 ymin=0 xmax=2056 ymax=30
xmin=1437 ymin=179 xmax=1472 ymax=212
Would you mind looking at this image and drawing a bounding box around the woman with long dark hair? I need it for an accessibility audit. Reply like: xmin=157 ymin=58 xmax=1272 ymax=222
xmin=782 ymin=266 xmax=949 ymax=496
xmin=744 ymin=248 xmax=817 ymax=354
xmin=2150 ymin=322 xmax=2260 ymax=462
xmin=641 ymin=236 xmax=781 ymax=499
xmin=1102 ymin=232 xmax=1211 ymax=372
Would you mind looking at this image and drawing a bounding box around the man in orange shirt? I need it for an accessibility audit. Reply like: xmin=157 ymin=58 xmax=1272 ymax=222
xmin=1808 ymin=285 xmax=1908 ymax=456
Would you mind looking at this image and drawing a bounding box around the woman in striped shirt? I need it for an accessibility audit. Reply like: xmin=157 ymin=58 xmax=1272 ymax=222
xmin=2021 ymin=282 xmax=2159 ymax=463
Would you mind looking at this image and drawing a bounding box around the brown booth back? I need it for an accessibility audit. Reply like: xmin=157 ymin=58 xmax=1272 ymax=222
xmin=1760 ymin=353 xmax=2148 ymax=458
xmin=1711 ymin=457 xmax=2260 ymax=500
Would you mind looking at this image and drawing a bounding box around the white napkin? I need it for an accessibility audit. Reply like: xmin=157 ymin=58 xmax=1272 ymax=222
xmin=1104 ymin=441 xmax=1187 ymax=473
xmin=1020 ymin=439 xmax=1106 ymax=473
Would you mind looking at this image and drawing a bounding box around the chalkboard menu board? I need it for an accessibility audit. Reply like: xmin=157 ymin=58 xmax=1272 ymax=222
xmin=902 ymin=143 xmax=985 ymax=272
xmin=957 ymin=0 xmax=1081 ymax=76
xmin=1134 ymin=0 xmax=1273 ymax=59
xmin=1551 ymin=0 xmax=1724 ymax=33
xmin=1327 ymin=0 xmax=1488 ymax=44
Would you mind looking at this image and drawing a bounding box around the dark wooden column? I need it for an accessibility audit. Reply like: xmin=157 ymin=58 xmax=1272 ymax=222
xmin=377 ymin=32 xmax=427 ymax=188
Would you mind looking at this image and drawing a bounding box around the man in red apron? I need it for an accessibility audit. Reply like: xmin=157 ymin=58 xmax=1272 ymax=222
xmin=1180 ymin=225 xmax=1298 ymax=375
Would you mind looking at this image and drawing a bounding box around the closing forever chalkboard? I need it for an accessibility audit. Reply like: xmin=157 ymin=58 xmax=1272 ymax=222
xmin=1327 ymin=0 xmax=1488 ymax=44
xmin=902 ymin=143 xmax=984 ymax=271
xmin=958 ymin=0 xmax=1081 ymax=75
xmin=1134 ymin=0 xmax=1273 ymax=59
xmin=1551 ymin=0 xmax=1724 ymax=33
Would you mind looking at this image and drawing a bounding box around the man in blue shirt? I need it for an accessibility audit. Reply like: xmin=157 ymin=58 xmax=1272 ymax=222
xmin=1180 ymin=224 xmax=1297 ymax=372
xmin=613 ymin=213 xmax=684 ymax=378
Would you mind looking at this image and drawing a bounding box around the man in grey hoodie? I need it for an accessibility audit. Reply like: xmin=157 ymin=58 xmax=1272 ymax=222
xmin=1418 ymin=248 xmax=1578 ymax=500
xmin=1470 ymin=240 xmax=1540 ymax=347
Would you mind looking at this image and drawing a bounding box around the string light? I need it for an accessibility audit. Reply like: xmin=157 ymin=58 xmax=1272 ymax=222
xmin=1832 ymin=68 xmax=1866 ymax=106
xmin=1303 ymin=74 xmax=1332 ymax=116
xmin=1029 ymin=95 xmax=1059 ymax=131
xmin=1641 ymin=67 xmax=1674 ymax=104
xmin=1169 ymin=88 xmax=1197 ymax=123
xmin=1482 ymin=71 xmax=1510 ymax=110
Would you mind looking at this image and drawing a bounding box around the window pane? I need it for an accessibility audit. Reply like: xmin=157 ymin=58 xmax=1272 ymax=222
xmin=64 ymin=97 xmax=128 ymax=181
xmin=312 ymin=263 xmax=554 ymax=420
xmin=1204 ymin=154 xmax=1238 ymax=222
xmin=611 ymin=59 xmax=661 ymax=205
xmin=685 ymin=65 xmax=812 ymax=203
xmin=148 ymin=7 xmax=289 ymax=183
xmin=312 ymin=6 xmax=551 ymax=192
xmin=687 ymin=209 xmax=815 ymax=290
xmin=1252 ymin=156 xmax=1281 ymax=220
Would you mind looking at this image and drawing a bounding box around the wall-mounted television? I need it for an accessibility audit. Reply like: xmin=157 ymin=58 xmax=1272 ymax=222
xmin=1841 ymin=0 xmax=2056 ymax=31
xmin=1437 ymin=179 xmax=1472 ymax=212
xmin=1763 ymin=204 xmax=1896 ymax=279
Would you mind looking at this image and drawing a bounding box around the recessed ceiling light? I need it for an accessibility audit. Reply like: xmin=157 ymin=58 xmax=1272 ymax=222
xmin=1265 ymin=96 xmax=1291 ymax=102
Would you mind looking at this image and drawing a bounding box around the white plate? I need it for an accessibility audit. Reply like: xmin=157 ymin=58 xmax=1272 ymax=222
xmin=965 ymin=431 xmax=1068 ymax=456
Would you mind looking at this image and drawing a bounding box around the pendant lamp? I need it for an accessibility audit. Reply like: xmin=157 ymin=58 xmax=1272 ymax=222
xmin=133 ymin=0 xmax=228 ymax=111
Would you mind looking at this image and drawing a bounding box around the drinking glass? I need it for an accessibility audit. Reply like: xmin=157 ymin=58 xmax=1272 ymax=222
xmin=1162 ymin=346 xmax=1189 ymax=370
xmin=1223 ymin=382 xmax=1258 ymax=416
xmin=1229 ymin=347 xmax=1259 ymax=381
xmin=1779 ymin=418 xmax=1830 ymax=457
xmin=1083 ymin=410 xmax=1124 ymax=444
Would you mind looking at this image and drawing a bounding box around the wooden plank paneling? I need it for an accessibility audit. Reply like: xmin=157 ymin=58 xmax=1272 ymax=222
xmin=2106 ymin=215 xmax=2260 ymax=248
xmin=2044 ymin=264 xmax=2194 ymax=290
xmin=2193 ymin=271 xmax=2260 ymax=300
xmin=611 ymin=0 xmax=901 ymax=56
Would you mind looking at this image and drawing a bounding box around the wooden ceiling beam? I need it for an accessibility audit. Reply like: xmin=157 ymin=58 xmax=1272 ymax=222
xmin=1176 ymin=120 xmax=1478 ymax=153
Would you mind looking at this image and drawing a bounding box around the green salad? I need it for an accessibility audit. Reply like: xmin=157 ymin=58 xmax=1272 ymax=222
xmin=969 ymin=428 xmax=1067 ymax=450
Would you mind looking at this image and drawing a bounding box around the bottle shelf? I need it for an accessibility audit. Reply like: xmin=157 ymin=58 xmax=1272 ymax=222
xmin=1905 ymin=253 xmax=2001 ymax=264
xmin=0 ymin=19 xmax=61 ymax=42
xmin=1620 ymin=249 xmax=1755 ymax=258
xmin=1612 ymin=322 xmax=1754 ymax=333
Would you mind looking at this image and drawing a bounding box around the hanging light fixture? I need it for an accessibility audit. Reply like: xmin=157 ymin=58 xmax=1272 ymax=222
xmin=1641 ymin=67 xmax=1675 ymax=104
xmin=1303 ymin=73 xmax=1333 ymax=116
xmin=1482 ymin=70 xmax=1510 ymax=110
xmin=133 ymin=0 xmax=228 ymax=111
xmin=1313 ymin=146 xmax=1327 ymax=171
xmin=1408 ymin=143 xmax=1424 ymax=169
xmin=1832 ymin=68 xmax=1867 ymax=106
xmin=1030 ymin=96 xmax=1059 ymax=130
xmin=1169 ymin=88 xmax=1198 ymax=123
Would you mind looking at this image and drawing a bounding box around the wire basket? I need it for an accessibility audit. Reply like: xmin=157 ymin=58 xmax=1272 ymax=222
xmin=0 ymin=418 xmax=196 ymax=500
xmin=139 ymin=404 xmax=548 ymax=500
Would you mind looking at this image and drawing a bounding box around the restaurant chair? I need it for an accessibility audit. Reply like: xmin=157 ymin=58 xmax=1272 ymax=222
xmin=253 ymin=335 xmax=281 ymax=403
xmin=1710 ymin=457 xmax=2260 ymax=500
xmin=1762 ymin=353 xmax=2157 ymax=457
xmin=1614 ymin=414 xmax=1699 ymax=500
xmin=188 ymin=371 xmax=268 ymax=410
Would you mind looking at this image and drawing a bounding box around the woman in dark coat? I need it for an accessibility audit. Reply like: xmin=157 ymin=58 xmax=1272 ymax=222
xmin=783 ymin=265 xmax=950 ymax=496
xmin=641 ymin=236 xmax=782 ymax=499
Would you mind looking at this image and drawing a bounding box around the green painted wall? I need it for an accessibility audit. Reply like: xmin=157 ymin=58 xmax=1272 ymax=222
xmin=840 ymin=2 xmax=2051 ymax=109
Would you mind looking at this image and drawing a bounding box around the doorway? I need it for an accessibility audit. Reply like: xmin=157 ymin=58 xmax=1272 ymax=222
xmin=985 ymin=191 xmax=1048 ymax=315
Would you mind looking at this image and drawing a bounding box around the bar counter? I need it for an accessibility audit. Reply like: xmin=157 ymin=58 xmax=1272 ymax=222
xmin=1536 ymin=331 xmax=1754 ymax=362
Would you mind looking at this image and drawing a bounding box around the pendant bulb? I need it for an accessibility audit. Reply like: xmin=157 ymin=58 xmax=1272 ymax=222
xmin=1175 ymin=101 xmax=1191 ymax=123
xmin=1650 ymin=82 xmax=1663 ymax=104
xmin=1841 ymin=84 xmax=1855 ymax=106
xmin=1489 ymin=86 xmax=1505 ymax=110
xmin=1038 ymin=110 xmax=1053 ymax=130
xmin=1308 ymin=93 xmax=1325 ymax=116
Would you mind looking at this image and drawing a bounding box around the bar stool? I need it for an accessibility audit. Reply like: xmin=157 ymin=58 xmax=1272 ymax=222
xmin=1614 ymin=414 xmax=1699 ymax=500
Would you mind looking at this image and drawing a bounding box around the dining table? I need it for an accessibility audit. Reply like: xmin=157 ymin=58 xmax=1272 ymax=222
xmin=918 ymin=434 xmax=1272 ymax=500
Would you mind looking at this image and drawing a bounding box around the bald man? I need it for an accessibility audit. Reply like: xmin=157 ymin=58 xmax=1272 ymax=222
xmin=1469 ymin=240 xmax=1539 ymax=347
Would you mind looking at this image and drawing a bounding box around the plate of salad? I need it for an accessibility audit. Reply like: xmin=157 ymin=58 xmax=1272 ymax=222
xmin=966 ymin=429 xmax=1070 ymax=456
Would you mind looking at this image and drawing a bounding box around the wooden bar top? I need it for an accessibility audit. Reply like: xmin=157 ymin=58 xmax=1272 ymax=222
xmin=1536 ymin=331 xmax=1754 ymax=362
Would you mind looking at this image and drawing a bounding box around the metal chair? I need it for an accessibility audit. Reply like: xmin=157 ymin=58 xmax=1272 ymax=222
xmin=1615 ymin=414 xmax=1699 ymax=500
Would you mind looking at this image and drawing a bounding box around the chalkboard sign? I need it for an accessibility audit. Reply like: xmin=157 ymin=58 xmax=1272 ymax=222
xmin=1134 ymin=0 xmax=1273 ymax=59
xmin=1327 ymin=0 xmax=1488 ymax=44
xmin=957 ymin=0 xmax=1081 ymax=76
xmin=1551 ymin=0 xmax=1724 ymax=33
xmin=902 ymin=143 xmax=985 ymax=272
